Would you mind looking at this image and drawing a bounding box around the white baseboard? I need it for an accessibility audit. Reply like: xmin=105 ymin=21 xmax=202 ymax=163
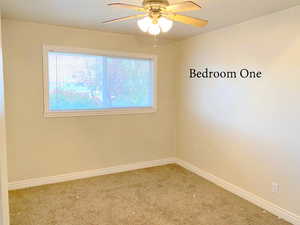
xmin=8 ymin=157 xmax=176 ymax=191
xmin=175 ymin=158 xmax=300 ymax=225
xmin=8 ymin=157 xmax=300 ymax=225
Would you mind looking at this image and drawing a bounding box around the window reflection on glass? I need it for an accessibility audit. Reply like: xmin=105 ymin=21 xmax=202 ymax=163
xmin=48 ymin=52 xmax=153 ymax=111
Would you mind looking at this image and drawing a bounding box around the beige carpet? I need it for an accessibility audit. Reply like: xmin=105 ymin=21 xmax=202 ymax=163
xmin=9 ymin=164 xmax=291 ymax=225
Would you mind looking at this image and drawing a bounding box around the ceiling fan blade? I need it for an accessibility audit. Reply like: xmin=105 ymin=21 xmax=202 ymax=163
xmin=108 ymin=3 xmax=145 ymax=12
xmin=103 ymin=14 xmax=145 ymax=24
xmin=164 ymin=14 xmax=208 ymax=27
xmin=165 ymin=1 xmax=201 ymax=12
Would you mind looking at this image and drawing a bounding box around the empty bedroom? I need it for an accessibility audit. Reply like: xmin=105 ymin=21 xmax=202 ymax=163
xmin=0 ymin=0 xmax=299 ymax=224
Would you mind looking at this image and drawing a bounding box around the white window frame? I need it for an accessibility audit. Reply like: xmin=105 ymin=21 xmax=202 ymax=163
xmin=43 ymin=45 xmax=157 ymax=117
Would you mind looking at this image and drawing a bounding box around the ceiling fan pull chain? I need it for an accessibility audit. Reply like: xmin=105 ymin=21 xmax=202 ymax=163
xmin=153 ymin=35 xmax=159 ymax=48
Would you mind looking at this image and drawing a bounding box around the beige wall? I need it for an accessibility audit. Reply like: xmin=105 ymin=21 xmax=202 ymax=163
xmin=0 ymin=14 xmax=9 ymax=225
xmin=177 ymin=6 xmax=300 ymax=215
xmin=2 ymin=19 xmax=177 ymax=182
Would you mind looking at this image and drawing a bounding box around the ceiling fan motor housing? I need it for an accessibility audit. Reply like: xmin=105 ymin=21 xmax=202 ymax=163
xmin=143 ymin=0 xmax=169 ymax=10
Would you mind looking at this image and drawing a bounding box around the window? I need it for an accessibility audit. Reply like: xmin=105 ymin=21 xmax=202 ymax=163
xmin=43 ymin=46 xmax=157 ymax=117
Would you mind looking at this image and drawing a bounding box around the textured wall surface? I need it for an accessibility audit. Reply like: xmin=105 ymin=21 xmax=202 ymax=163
xmin=2 ymin=19 xmax=177 ymax=182
xmin=177 ymin=6 xmax=300 ymax=215
xmin=0 ymin=14 xmax=10 ymax=225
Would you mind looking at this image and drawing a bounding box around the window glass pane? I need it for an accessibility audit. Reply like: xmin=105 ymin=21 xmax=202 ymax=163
xmin=48 ymin=51 xmax=153 ymax=111
xmin=107 ymin=57 xmax=153 ymax=108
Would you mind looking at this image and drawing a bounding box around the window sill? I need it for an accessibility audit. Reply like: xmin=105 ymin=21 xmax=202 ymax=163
xmin=44 ymin=107 xmax=157 ymax=118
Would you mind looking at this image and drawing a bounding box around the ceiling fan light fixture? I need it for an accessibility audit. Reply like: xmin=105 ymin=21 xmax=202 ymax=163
xmin=158 ymin=17 xmax=173 ymax=32
xmin=148 ymin=23 xmax=161 ymax=35
xmin=138 ymin=16 xmax=173 ymax=35
xmin=107 ymin=1 xmax=207 ymax=36
xmin=137 ymin=16 xmax=152 ymax=32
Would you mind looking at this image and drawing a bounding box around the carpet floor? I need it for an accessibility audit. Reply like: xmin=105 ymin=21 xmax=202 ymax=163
xmin=9 ymin=164 xmax=291 ymax=225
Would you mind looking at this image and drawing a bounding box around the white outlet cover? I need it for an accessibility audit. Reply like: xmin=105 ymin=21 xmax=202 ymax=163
xmin=272 ymin=182 xmax=280 ymax=193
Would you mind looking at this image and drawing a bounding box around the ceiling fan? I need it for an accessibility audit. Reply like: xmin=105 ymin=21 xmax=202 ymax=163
xmin=103 ymin=0 xmax=208 ymax=35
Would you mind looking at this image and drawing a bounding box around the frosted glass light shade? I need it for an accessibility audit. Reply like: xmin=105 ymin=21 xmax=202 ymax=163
xmin=137 ymin=16 xmax=173 ymax=35
xmin=148 ymin=23 xmax=161 ymax=35
xmin=158 ymin=17 xmax=173 ymax=32
xmin=137 ymin=17 xmax=152 ymax=32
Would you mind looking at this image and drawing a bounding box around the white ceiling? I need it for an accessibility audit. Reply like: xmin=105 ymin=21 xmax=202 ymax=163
xmin=1 ymin=0 xmax=299 ymax=40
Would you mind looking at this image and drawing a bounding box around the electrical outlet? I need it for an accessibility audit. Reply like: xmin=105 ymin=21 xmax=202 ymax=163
xmin=272 ymin=182 xmax=279 ymax=193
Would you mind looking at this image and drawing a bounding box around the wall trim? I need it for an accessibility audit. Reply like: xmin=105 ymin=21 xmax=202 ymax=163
xmin=8 ymin=158 xmax=176 ymax=191
xmin=8 ymin=157 xmax=300 ymax=225
xmin=175 ymin=158 xmax=300 ymax=225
